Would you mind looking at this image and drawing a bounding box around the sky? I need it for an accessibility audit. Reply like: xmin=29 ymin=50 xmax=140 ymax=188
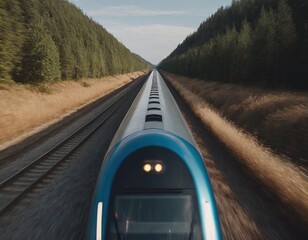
xmin=67 ymin=0 xmax=232 ymax=64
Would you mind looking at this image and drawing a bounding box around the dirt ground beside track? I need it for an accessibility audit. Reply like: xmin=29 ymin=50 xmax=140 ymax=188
xmin=0 ymin=71 xmax=146 ymax=150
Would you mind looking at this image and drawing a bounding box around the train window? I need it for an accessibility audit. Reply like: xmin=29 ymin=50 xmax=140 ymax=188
xmin=149 ymin=101 xmax=160 ymax=104
xmin=147 ymin=107 xmax=161 ymax=111
xmin=107 ymin=194 xmax=203 ymax=240
xmin=106 ymin=147 xmax=203 ymax=239
xmin=145 ymin=114 xmax=162 ymax=122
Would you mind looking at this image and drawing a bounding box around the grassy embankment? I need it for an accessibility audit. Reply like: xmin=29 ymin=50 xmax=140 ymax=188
xmin=0 ymin=71 xmax=145 ymax=150
xmin=161 ymin=71 xmax=308 ymax=226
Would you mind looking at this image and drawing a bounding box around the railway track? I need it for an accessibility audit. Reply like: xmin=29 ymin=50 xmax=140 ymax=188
xmin=0 ymin=74 xmax=147 ymax=215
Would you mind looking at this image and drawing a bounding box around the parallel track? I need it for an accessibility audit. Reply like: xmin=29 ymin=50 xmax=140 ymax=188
xmin=0 ymin=75 xmax=147 ymax=215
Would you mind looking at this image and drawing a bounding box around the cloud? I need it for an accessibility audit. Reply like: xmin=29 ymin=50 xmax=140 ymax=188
xmin=101 ymin=23 xmax=195 ymax=64
xmin=87 ymin=5 xmax=189 ymax=17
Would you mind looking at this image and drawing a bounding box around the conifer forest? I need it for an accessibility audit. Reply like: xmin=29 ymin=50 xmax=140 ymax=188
xmin=159 ymin=0 xmax=308 ymax=89
xmin=0 ymin=0 xmax=149 ymax=84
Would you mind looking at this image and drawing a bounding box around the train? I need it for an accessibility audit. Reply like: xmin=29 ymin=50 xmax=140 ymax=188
xmin=87 ymin=69 xmax=222 ymax=240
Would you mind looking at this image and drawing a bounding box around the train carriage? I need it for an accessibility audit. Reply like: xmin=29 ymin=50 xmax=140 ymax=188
xmin=87 ymin=70 xmax=222 ymax=240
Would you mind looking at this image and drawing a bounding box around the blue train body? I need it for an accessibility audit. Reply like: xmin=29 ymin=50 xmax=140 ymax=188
xmin=87 ymin=70 xmax=222 ymax=240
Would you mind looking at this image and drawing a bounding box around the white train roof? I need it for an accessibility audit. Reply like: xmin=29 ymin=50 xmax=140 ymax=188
xmin=110 ymin=69 xmax=196 ymax=147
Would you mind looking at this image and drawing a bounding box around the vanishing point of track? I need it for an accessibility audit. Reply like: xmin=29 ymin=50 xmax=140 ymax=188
xmin=0 ymin=75 xmax=147 ymax=215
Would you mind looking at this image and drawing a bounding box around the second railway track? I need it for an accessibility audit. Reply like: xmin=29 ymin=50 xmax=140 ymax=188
xmin=0 ymin=74 xmax=147 ymax=215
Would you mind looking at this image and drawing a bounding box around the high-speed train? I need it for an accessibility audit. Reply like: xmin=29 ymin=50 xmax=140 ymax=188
xmin=87 ymin=70 xmax=222 ymax=240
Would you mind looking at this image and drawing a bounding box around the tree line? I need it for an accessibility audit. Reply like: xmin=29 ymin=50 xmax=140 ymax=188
xmin=159 ymin=0 xmax=308 ymax=89
xmin=0 ymin=0 xmax=149 ymax=84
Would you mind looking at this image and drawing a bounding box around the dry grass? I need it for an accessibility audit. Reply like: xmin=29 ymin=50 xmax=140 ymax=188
xmin=162 ymin=72 xmax=308 ymax=166
xmin=194 ymin=132 xmax=265 ymax=239
xmin=163 ymin=72 xmax=308 ymax=226
xmin=0 ymin=71 xmax=146 ymax=149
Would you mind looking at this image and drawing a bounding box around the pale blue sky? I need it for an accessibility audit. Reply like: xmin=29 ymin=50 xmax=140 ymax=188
xmin=67 ymin=0 xmax=232 ymax=64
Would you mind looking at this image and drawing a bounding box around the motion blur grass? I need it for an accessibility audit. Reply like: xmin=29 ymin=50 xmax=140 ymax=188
xmin=163 ymin=72 xmax=308 ymax=167
xmin=0 ymin=71 xmax=145 ymax=149
xmin=163 ymin=71 xmax=308 ymax=227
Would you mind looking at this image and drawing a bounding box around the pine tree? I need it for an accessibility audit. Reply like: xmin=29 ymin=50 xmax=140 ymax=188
xmin=234 ymin=20 xmax=252 ymax=83
xmin=251 ymin=7 xmax=277 ymax=85
xmin=18 ymin=17 xmax=61 ymax=83
xmin=0 ymin=0 xmax=24 ymax=82
xmin=275 ymin=0 xmax=297 ymax=85
xmin=0 ymin=2 xmax=12 ymax=81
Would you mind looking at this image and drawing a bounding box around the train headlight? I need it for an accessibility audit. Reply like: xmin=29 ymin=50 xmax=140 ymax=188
xmin=143 ymin=164 xmax=152 ymax=172
xmin=155 ymin=163 xmax=163 ymax=172
xmin=143 ymin=161 xmax=164 ymax=173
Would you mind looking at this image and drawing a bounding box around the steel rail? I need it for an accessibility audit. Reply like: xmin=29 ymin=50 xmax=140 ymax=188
xmin=0 ymin=76 xmax=146 ymax=215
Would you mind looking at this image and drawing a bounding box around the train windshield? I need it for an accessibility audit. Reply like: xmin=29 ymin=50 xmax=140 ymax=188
xmin=107 ymin=194 xmax=202 ymax=240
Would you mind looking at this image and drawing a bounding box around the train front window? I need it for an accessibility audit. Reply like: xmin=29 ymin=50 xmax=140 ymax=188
xmin=107 ymin=194 xmax=202 ymax=240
